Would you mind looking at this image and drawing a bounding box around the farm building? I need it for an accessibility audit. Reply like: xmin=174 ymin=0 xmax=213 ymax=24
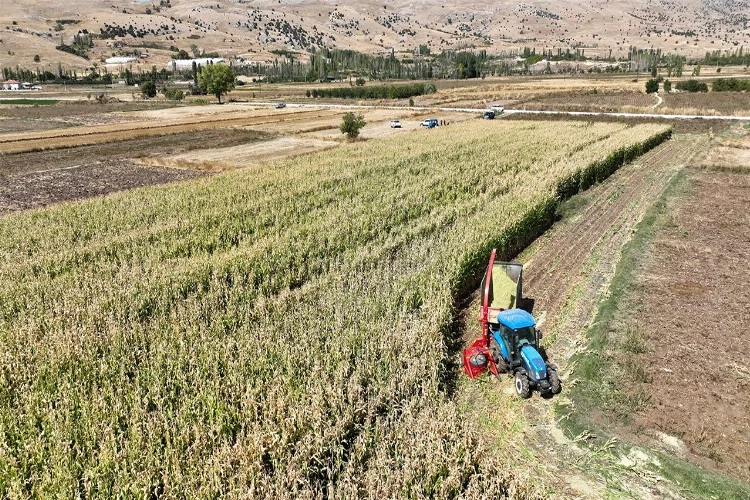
xmin=105 ymin=57 xmax=137 ymax=64
xmin=2 ymin=80 xmax=20 ymax=91
xmin=166 ymin=58 xmax=225 ymax=69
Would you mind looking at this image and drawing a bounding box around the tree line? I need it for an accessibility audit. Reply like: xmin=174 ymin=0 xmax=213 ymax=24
xmin=306 ymin=83 xmax=436 ymax=99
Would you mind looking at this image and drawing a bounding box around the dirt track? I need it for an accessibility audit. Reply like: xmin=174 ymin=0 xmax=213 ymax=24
xmin=460 ymin=135 xmax=707 ymax=340
xmin=521 ymin=136 xmax=708 ymax=331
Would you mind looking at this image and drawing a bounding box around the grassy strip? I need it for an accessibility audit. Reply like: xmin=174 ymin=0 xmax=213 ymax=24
xmin=694 ymin=164 xmax=750 ymax=174
xmin=556 ymin=170 xmax=750 ymax=499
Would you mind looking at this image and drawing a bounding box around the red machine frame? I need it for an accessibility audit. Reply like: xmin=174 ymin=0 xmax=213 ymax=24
xmin=463 ymin=249 xmax=500 ymax=379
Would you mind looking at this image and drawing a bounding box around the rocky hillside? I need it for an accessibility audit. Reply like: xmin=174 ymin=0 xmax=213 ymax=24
xmin=1 ymin=0 xmax=749 ymax=73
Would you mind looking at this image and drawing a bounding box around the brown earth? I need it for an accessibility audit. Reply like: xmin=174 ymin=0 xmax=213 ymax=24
xmin=662 ymin=91 xmax=750 ymax=116
xmin=0 ymin=127 xmax=267 ymax=177
xmin=627 ymin=167 xmax=750 ymax=482
xmin=0 ymin=107 xmax=341 ymax=154
xmin=523 ymin=90 xmax=656 ymax=113
xmin=0 ymin=126 xmax=267 ymax=214
xmin=504 ymin=112 xmax=732 ymax=134
xmin=0 ymin=160 xmax=205 ymax=215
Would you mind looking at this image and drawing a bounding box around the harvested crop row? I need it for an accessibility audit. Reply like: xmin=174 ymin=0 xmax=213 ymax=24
xmin=0 ymin=120 xmax=670 ymax=498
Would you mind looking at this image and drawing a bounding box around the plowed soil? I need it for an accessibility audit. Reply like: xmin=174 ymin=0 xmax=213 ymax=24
xmin=629 ymin=168 xmax=750 ymax=481
xmin=0 ymin=161 xmax=205 ymax=215
xmin=0 ymin=127 xmax=265 ymax=214
xmin=0 ymin=108 xmax=339 ymax=154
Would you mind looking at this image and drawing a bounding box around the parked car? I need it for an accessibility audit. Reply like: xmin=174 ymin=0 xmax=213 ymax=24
xmin=275 ymin=102 xmax=286 ymax=109
xmin=390 ymin=119 xmax=402 ymax=128
xmin=490 ymin=104 xmax=504 ymax=113
xmin=483 ymin=110 xmax=495 ymax=120
xmin=420 ymin=118 xmax=439 ymax=127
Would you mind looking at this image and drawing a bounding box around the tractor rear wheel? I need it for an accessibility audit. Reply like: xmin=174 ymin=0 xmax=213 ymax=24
xmin=489 ymin=338 xmax=507 ymax=373
xmin=514 ymin=373 xmax=531 ymax=399
xmin=548 ymin=369 xmax=562 ymax=394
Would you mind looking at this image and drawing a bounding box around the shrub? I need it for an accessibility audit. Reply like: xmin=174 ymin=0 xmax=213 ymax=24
xmin=162 ymin=87 xmax=184 ymax=100
xmin=712 ymin=78 xmax=750 ymax=92
xmin=675 ymin=79 xmax=708 ymax=92
xmin=645 ymin=78 xmax=659 ymax=93
xmin=140 ymin=80 xmax=157 ymax=98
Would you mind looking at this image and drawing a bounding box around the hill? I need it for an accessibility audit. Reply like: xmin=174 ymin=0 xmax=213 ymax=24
xmin=1 ymin=0 xmax=749 ymax=75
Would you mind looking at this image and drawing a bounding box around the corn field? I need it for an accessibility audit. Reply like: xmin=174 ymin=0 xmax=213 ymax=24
xmin=0 ymin=120 xmax=670 ymax=498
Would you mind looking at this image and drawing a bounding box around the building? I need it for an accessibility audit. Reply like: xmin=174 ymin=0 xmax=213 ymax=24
xmin=105 ymin=56 xmax=137 ymax=64
xmin=166 ymin=58 xmax=225 ymax=70
xmin=2 ymin=80 xmax=20 ymax=90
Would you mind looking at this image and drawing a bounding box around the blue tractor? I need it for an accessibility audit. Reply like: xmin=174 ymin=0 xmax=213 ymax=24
xmin=463 ymin=249 xmax=561 ymax=398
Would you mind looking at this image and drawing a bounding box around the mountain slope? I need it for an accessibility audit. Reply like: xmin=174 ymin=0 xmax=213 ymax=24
xmin=1 ymin=0 xmax=748 ymax=72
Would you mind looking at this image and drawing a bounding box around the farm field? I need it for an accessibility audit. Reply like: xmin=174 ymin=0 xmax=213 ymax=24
xmin=626 ymin=167 xmax=750 ymax=482
xmin=606 ymin=128 xmax=750 ymax=483
xmin=0 ymin=99 xmax=474 ymax=212
xmin=454 ymin=133 xmax=739 ymax=497
xmin=658 ymin=91 xmax=750 ymax=116
xmin=0 ymin=127 xmax=267 ymax=214
xmin=551 ymin=126 xmax=750 ymax=497
xmin=0 ymin=120 xmax=670 ymax=497
xmin=522 ymin=90 xmax=656 ymax=113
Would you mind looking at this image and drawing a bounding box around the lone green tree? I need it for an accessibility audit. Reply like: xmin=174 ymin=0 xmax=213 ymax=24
xmin=340 ymin=112 xmax=366 ymax=139
xmin=198 ymin=64 xmax=235 ymax=104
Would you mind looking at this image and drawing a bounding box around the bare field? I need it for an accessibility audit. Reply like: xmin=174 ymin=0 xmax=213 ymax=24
xmin=0 ymin=161 xmax=205 ymax=215
xmin=146 ymin=136 xmax=340 ymax=171
xmin=628 ymin=167 xmax=750 ymax=482
xmin=661 ymin=91 xmax=750 ymax=116
xmin=0 ymin=107 xmax=339 ymax=154
xmin=523 ymin=90 xmax=655 ymax=112
xmin=0 ymin=127 xmax=267 ymax=213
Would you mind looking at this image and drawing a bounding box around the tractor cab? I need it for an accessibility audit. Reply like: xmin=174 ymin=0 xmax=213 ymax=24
xmin=491 ymin=309 xmax=538 ymax=365
xmin=463 ymin=249 xmax=561 ymax=398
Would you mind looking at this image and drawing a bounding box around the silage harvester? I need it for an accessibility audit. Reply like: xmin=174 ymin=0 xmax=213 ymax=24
xmin=463 ymin=249 xmax=561 ymax=398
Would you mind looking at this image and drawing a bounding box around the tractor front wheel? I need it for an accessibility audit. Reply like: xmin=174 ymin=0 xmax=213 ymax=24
xmin=514 ymin=373 xmax=531 ymax=399
xmin=548 ymin=370 xmax=562 ymax=394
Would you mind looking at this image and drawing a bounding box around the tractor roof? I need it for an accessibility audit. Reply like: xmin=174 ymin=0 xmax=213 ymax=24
xmin=497 ymin=309 xmax=536 ymax=330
